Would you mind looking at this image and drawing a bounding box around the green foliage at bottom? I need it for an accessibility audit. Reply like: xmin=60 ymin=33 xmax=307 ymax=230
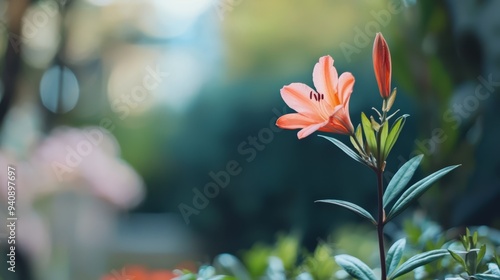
xmin=173 ymin=221 xmax=500 ymax=280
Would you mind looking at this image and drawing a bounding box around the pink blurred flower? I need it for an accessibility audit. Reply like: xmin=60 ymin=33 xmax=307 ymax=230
xmin=0 ymin=126 xmax=145 ymax=266
xmin=31 ymin=126 xmax=144 ymax=208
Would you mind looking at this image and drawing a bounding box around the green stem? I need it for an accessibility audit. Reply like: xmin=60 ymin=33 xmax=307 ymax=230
xmin=377 ymin=170 xmax=387 ymax=280
xmin=377 ymin=101 xmax=388 ymax=280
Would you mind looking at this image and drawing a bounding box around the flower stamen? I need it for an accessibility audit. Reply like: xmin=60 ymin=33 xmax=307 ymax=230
xmin=309 ymin=91 xmax=325 ymax=102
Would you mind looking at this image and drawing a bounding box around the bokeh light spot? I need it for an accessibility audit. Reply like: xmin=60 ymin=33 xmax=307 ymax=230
xmin=40 ymin=65 xmax=80 ymax=113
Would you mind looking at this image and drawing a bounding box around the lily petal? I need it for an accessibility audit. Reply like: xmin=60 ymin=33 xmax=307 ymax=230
xmin=276 ymin=113 xmax=317 ymax=129
xmin=325 ymin=107 xmax=354 ymax=134
xmin=298 ymin=121 xmax=329 ymax=139
xmin=313 ymin=55 xmax=339 ymax=107
xmin=338 ymin=72 xmax=355 ymax=105
xmin=280 ymin=83 xmax=324 ymax=120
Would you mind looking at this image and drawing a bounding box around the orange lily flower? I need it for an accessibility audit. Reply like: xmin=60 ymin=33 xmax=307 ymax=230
xmin=373 ymin=33 xmax=392 ymax=99
xmin=276 ymin=55 xmax=355 ymax=139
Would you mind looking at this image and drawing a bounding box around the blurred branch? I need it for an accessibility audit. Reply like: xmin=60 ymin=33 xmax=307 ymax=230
xmin=46 ymin=0 xmax=73 ymax=121
xmin=0 ymin=0 xmax=30 ymax=137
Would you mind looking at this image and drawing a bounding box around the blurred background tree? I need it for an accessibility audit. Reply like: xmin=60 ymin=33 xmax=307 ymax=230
xmin=0 ymin=0 xmax=499 ymax=279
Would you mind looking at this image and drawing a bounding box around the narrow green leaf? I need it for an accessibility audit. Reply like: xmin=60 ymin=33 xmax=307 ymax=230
xmin=384 ymin=88 xmax=397 ymax=112
xmin=386 ymin=165 xmax=460 ymax=221
xmin=388 ymin=249 xmax=448 ymax=279
xmin=477 ymin=244 xmax=487 ymax=267
xmin=355 ymin=124 xmax=364 ymax=149
xmin=475 ymin=274 xmax=500 ymax=280
xmin=383 ymin=115 xmax=408 ymax=159
xmin=351 ymin=125 xmax=365 ymax=155
xmin=448 ymin=250 xmax=468 ymax=272
xmin=319 ymin=135 xmax=367 ymax=166
xmin=380 ymin=121 xmax=389 ymax=154
xmin=370 ymin=116 xmax=381 ymax=132
xmin=384 ymin=116 xmax=403 ymax=158
xmin=461 ymin=235 xmax=469 ymax=250
xmin=361 ymin=113 xmax=377 ymax=154
xmin=350 ymin=136 xmax=363 ymax=155
xmin=386 ymin=238 xmax=406 ymax=276
xmin=316 ymin=199 xmax=376 ymax=225
xmin=335 ymin=254 xmax=377 ymax=280
xmin=383 ymin=155 xmax=424 ymax=208
xmin=467 ymin=248 xmax=479 ymax=275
